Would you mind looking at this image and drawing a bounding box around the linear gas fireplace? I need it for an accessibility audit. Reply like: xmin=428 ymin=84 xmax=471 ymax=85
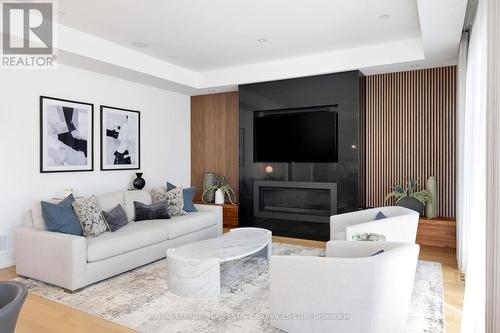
xmin=253 ymin=181 xmax=337 ymax=223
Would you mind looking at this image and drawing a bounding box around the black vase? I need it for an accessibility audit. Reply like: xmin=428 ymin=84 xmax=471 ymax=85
xmin=397 ymin=197 xmax=424 ymax=215
xmin=133 ymin=173 xmax=146 ymax=190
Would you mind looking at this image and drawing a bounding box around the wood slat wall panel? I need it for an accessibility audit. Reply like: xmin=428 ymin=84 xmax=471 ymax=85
xmin=365 ymin=66 xmax=456 ymax=217
xmin=191 ymin=92 xmax=239 ymax=202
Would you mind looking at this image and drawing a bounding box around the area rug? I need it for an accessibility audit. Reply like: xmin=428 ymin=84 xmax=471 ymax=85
xmin=16 ymin=243 xmax=444 ymax=333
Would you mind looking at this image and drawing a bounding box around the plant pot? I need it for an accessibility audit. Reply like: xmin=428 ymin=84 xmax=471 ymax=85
xmin=215 ymin=189 xmax=225 ymax=204
xmin=425 ymin=176 xmax=438 ymax=218
xmin=203 ymin=172 xmax=217 ymax=202
xmin=397 ymin=197 xmax=424 ymax=215
xmin=133 ymin=173 xmax=145 ymax=190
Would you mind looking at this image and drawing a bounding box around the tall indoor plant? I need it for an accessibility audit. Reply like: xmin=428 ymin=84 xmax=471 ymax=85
xmin=385 ymin=178 xmax=432 ymax=214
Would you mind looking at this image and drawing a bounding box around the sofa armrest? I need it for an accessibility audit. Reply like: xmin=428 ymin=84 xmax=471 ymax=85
xmin=14 ymin=227 xmax=87 ymax=290
xmin=193 ymin=204 xmax=223 ymax=235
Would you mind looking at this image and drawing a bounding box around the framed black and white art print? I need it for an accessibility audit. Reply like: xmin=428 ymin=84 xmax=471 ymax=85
xmin=40 ymin=96 xmax=94 ymax=173
xmin=100 ymin=105 xmax=140 ymax=171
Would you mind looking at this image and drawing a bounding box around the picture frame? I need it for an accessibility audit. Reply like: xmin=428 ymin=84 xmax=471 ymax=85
xmin=100 ymin=105 xmax=141 ymax=171
xmin=40 ymin=96 xmax=94 ymax=173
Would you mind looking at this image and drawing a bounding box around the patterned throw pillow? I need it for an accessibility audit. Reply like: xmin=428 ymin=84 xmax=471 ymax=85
xmin=166 ymin=182 xmax=197 ymax=212
xmin=72 ymin=196 xmax=110 ymax=237
xmin=151 ymin=187 xmax=187 ymax=217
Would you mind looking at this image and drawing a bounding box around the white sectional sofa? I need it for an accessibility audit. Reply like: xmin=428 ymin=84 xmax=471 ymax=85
xmin=13 ymin=190 xmax=223 ymax=292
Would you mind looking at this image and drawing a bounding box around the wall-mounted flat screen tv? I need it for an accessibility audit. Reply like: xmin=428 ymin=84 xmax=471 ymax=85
xmin=254 ymin=105 xmax=338 ymax=163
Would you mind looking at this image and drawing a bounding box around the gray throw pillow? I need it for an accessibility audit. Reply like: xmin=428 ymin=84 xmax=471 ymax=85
xmin=151 ymin=187 xmax=187 ymax=217
xmin=103 ymin=204 xmax=128 ymax=232
xmin=134 ymin=201 xmax=170 ymax=221
xmin=72 ymin=196 xmax=109 ymax=237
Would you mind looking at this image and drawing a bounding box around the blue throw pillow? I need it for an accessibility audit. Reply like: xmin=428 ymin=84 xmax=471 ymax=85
xmin=182 ymin=187 xmax=197 ymax=212
xmin=41 ymin=194 xmax=82 ymax=236
xmin=375 ymin=211 xmax=387 ymax=220
xmin=371 ymin=249 xmax=385 ymax=256
xmin=166 ymin=181 xmax=176 ymax=192
xmin=166 ymin=182 xmax=197 ymax=212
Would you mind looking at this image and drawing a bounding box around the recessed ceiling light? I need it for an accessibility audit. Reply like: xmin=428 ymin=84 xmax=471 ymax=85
xmin=131 ymin=41 xmax=149 ymax=48
xmin=379 ymin=14 xmax=391 ymax=20
xmin=257 ymin=38 xmax=268 ymax=43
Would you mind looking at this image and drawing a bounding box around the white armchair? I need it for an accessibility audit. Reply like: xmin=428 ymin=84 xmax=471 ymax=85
xmin=270 ymin=241 xmax=420 ymax=333
xmin=330 ymin=206 xmax=419 ymax=243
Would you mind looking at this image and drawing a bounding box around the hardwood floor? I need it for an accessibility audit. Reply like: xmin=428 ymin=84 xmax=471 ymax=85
xmin=0 ymin=236 xmax=464 ymax=333
xmin=0 ymin=266 xmax=134 ymax=333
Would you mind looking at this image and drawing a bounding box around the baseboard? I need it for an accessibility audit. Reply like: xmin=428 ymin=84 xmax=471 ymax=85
xmin=0 ymin=250 xmax=14 ymax=269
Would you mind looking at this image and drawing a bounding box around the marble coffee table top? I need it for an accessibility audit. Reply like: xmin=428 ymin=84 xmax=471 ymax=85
xmin=168 ymin=228 xmax=271 ymax=263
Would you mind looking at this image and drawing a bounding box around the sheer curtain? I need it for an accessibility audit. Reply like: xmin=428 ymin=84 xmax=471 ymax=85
xmin=486 ymin=0 xmax=500 ymax=330
xmin=456 ymin=32 xmax=468 ymax=273
xmin=459 ymin=0 xmax=487 ymax=331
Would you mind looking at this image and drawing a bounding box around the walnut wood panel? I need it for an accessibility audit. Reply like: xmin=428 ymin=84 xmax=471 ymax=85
xmin=222 ymin=205 xmax=239 ymax=227
xmin=191 ymin=92 xmax=239 ymax=202
xmin=417 ymin=217 xmax=457 ymax=249
xmin=366 ymin=66 xmax=456 ymax=217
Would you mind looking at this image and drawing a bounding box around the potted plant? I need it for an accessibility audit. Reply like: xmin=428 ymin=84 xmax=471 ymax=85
xmin=384 ymin=178 xmax=432 ymax=214
xmin=202 ymin=176 xmax=237 ymax=205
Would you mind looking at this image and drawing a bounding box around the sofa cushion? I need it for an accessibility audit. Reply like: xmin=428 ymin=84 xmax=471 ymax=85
xmin=129 ymin=219 xmax=170 ymax=239
xmin=86 ymin=223 xmax=166 ymax=262
xmin=124 ymin=190 xmax=151 ymax=221
xmin=136 ymin=211 xmax=217 ymax=239
xmin=169 ymin=212 xmax=218 ymax=239
xmin=96 ymin=192 xmax=125 ymax=213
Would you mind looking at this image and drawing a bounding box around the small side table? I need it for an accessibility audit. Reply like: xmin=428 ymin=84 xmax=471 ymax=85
xmin=352 ymin=233 xmax=386 ymax=241
xmin=194 ymin=201 xmax=239 ymax=228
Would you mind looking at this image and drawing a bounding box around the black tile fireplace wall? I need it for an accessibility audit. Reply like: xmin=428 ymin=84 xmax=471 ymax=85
xmin=238 ymin=71 xmax=366 ymax=241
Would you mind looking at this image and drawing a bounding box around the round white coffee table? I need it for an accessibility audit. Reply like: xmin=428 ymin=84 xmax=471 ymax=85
xmin=166 ymin=227 xmax=272 ymax=298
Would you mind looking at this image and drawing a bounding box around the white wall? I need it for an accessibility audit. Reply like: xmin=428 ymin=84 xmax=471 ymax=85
xmin=0 ymin=64 xmax=191 ymax=268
